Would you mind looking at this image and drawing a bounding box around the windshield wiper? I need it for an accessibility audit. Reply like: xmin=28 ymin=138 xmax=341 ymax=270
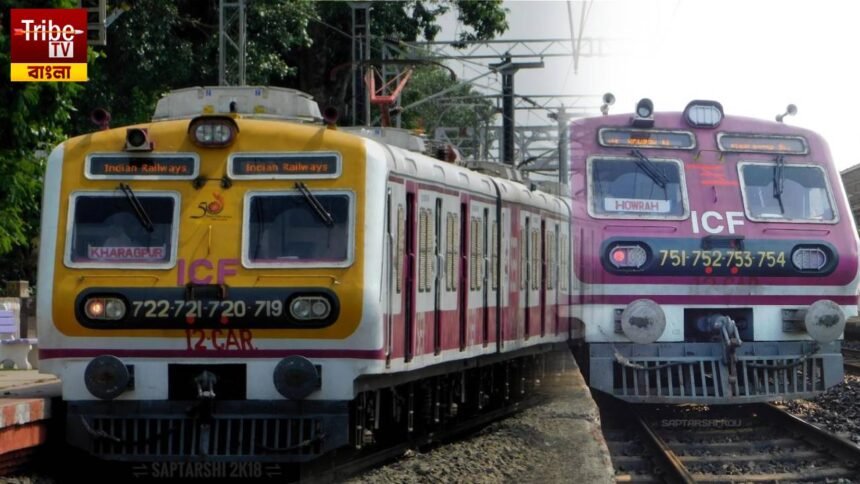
xmin=295 ymin=182 xmax=334 ymax=227
xmin=118 ymin=183 xmax=154 ymax=233
xmin=630 ymin=149 xmax=668 ymax=188
xmin=773 ymin=155 xmax=785 ymax=214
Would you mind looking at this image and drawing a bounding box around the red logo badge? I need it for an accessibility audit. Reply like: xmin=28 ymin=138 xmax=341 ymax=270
xmin=10 ymin=8 xmax=88 ymax=82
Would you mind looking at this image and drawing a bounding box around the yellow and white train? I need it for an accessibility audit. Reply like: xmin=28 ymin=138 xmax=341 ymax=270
xmin=37 ymin=86 xmax=572 ymax=463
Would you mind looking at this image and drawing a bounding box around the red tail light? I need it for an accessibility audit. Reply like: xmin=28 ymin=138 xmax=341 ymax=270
xmin=609 ymin=245 xmax=648 ymax=269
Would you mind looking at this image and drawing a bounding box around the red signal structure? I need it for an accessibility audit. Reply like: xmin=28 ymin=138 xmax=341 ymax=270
xmin=365 ymin=66 xmax=414 ymax=127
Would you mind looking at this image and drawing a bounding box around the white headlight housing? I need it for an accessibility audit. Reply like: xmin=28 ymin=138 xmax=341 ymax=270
xmin=290 ymin=297 xmax=331 ymax=321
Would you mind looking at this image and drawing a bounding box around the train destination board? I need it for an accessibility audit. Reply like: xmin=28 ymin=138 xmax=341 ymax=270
xmin=86 ymin=154 xmax=199 ymax=179
xmin=717 ymin=133 xmax=808 ymax=154
xmin=598 ymin=128 xmax=696 ymax=150
xmin=229 ymin=152 xmax=341 ymax=179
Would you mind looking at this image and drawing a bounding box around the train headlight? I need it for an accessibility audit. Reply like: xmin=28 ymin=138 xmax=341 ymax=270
xmin=311 ymin=299 xmax=330 ymax=318
xmin=188 ymin=116 xmax=238 ymax=148
xmin=683 ymin=100 xmax=724 ymax=128
xmin=84 ymin=355 xmax=131 ymax=400
xmin=105 ymin=299 xmax=126 ymax=320
xmin=85 ymin=297 xmax=126 ymax=321
xmin=632 ymin=98 xmax=655 ymax=128
xmin=620 ymin=299 xmax=666 ymax=344
xmin=792 ymin=247 xmax=828 ymax=271
xmin=289 ymin=296 xmax=331 ymax=321
xmin=273 ymin=356 xmax=320 ymax=400
xmin=804 ymin=299 xmax=845 ymax=343
xmin=290 ymin=298 xmax=312 ymax=320
xmin=125 ymin=128 xmax=153 ymax=151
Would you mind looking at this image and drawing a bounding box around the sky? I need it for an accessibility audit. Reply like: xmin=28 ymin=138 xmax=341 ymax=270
xmin=436 ymin=0 xmax=860 ymax=171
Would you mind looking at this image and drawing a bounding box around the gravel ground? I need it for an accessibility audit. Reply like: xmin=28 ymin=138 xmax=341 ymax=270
xmin=348 ymin=368 xmax=614 ymax=484
xmin=782 ymin=375 xmax=860 ymax=446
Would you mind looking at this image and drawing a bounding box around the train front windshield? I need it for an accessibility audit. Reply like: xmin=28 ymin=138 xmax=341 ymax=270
xmin=740 ymin=163 xmax=836 ymax=222
xmin=68 ymin=193 xmax=176 ymax=266
xmin=247 ymin=193 xmax=351 ymax=264
xmin=589 ymin=157 xmax=687 ymax=219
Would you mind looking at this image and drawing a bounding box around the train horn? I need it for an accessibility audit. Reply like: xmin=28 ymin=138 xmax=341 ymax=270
xmin=600 ymin=92 xmax=615 ymax=116
xmin=323 ymin=106 xmax=339 ymax=129
xmin=91 ymin=108 xmax=111 ymax=130
xmin=776 ymin=103 xmax=797 ymax=123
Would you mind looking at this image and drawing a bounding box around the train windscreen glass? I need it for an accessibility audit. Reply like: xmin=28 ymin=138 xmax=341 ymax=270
xmin=740 ymin=164 xmax=835 ymax=222
xmin=247 ymin=193 xmax=351 ymax=263
xmin=589 ymin=157 xmax=687 ymax=219
xmin=68 ymin=194 xmax=175 ymax=266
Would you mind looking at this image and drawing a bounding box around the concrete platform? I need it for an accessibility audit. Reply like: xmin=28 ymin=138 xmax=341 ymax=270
xmin=533 ymin=351 xmax=615 ymax=483
xmin=0 ymin=370 xmax=60 ymax=476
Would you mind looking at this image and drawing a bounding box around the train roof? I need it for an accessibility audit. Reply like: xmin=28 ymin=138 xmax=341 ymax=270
xmin=152 ymin=86 xmax=322 ymax=123
xmin=572 ymin=111 xmax=824 ymax=139
xmin=379 ymin=141 xmax=568 ymax=215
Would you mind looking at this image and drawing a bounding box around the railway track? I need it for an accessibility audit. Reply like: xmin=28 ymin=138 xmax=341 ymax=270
xmin=600 ymin=397 xmax=860 ymax=483
xmin=843 ymin=347 xmax=860 ymax=375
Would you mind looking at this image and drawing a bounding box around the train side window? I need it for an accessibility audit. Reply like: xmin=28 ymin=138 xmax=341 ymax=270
xmin=559 ymin=234 xmax=569 ymax=291
xmin=739 ymin=163 xmax=837 ymax=223
xmin=245 ymin=191 xmax=353 ymax=267
xmin=446 ymin=213 xmax=458 ymax=292
xmin=476 ymin=217 xmax=483 ymax=290
xmin=588 ymin=156 xmax=688 ymax=220
xmin=66 ymin=191 xmax=178 ymax=268
xmin=491 ymin=220 xmax=498 ymax=290
xmin=531 ymin=229 xmax=540 ymax=290
xmin=547 ymin=226 xmax=556 ymax=290
xmin=470 ymin=217 xmax=478 ymax=291
xmin=419 ymin=209 xmax=429 ymax=292
xmin=520 ymin=219 xmax=527 ymax=290
xmin=396 ymin=205 xmax=404 ymax=293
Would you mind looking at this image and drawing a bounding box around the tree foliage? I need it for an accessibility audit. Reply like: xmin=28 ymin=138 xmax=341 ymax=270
xmin=0 ymin=0 xmax=83 ymax=281
xmin=398 ymin=65 xmax=496 ymax=141
xmin=0 ymin=0 xmax=508 ymax=283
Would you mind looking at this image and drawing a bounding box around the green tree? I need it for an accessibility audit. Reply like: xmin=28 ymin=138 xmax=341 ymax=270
xmin=71 ymin=0 xmax=508 ymax=131
xmin=294 ymin=0 xmax=508 ymax=118
xmin=0 ymin=0 xmax=509 ymax=283
xmin=398 ymin=65 xmax=496 ymax=146
xmin=0 ymin=0 xmax=84 ymax=282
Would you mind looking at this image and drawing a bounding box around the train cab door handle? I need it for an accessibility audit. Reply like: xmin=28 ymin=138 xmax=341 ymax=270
xmin=436 ymin=254 xmax=445 ymax=282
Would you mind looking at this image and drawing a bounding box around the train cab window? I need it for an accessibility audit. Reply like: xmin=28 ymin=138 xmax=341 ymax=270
xmin=588 ymin=157 xmax=688 ymax=219
xmin=66 ymin=192 xmax=178 ymax=268
xmin=245 ymin=192 xmax=353 ymax=266
xmin=739 ymin=163 xmax=836 ymax=223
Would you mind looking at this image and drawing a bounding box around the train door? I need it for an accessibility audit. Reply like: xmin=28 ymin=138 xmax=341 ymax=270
xmin=385 ymin=190 xmax=393 ymax=366
xmin=405 ymin=191 xmax=416 ymax=362
xmin=540 ymin=219 xmax=547 ymax=337
xmin=523 ymin=216 xmax=530 ymax=339
xmin=498 ymin=208 xmax=509 ymax=351
xmin=459 ymin=202 xmax=468 ymax=351
xmin=482 ymin=207 xmax=490 ymax=346
xmin=434 ymin=198 xmax=442 ymax=355
xmin=553 ymin=222 xmax=560 ymax=334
